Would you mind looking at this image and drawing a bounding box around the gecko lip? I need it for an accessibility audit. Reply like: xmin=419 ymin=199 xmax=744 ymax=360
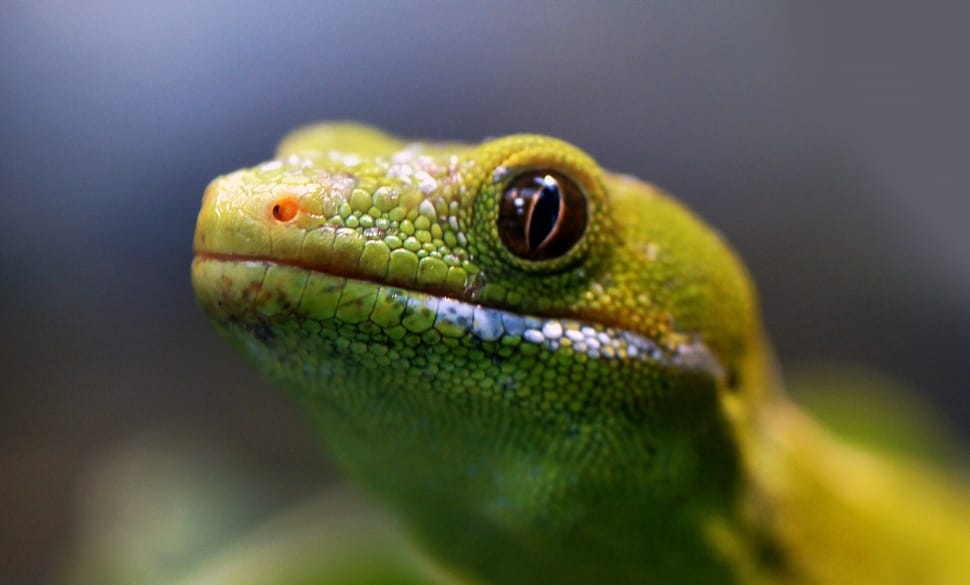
xmin=191 ymin=252 xmax=725 ymax=380
xmin=192 ymin=250 xmax=463 ymax=302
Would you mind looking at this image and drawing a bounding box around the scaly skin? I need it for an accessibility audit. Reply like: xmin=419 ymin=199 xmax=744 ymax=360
xmin=191 ymin=123 xmax=970 ymax=584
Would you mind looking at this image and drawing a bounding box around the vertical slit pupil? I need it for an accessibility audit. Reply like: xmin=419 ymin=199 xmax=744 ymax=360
xmin=499 ymin=169 xmax=587 ymax=261
xmin=528 ymin=176 xmax=561 ymax=251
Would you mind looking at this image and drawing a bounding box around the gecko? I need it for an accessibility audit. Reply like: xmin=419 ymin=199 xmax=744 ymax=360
xmin=191 ymin=123 xmax=970 ymax=584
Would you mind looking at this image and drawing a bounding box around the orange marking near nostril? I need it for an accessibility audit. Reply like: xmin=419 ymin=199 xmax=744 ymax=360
xmin=271 ymin=197 xmax=300 ymax=222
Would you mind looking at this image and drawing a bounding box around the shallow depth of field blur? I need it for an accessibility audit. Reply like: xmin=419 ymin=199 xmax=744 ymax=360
xmin=1 ymin=2 xmax=968 ymax=583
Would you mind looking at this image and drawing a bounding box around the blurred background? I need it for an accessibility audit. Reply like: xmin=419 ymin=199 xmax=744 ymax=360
xmin=2 ymin=2 xmax=968 ymax=583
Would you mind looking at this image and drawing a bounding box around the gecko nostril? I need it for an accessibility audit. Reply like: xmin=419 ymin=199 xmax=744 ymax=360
xmin=271 ymin=198 xmax=300 ymax=222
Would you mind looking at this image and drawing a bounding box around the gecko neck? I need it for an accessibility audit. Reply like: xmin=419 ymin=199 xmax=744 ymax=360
xmin=736 ymin=379 xmax=970 ymax=585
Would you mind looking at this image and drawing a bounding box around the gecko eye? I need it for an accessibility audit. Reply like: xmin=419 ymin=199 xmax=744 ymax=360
xmin=498 ymin=170 xmax=588 ymax=261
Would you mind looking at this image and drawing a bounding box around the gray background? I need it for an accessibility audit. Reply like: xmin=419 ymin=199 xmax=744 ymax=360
xmin=2 ymin=2 xmax=968 ymax=583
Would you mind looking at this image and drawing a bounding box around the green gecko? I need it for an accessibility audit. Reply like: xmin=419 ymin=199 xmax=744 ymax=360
xmin=191 ymin=123 xmax=970 ymax=585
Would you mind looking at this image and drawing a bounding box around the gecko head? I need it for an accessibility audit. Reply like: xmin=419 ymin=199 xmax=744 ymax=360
xmin=192 ymin=124 xmax=762 ymax=389
xmin=192 ymin=124 xmax=769 ymax=580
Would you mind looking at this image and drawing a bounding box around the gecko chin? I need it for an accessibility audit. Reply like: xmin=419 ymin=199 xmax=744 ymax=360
xmin=191 ymin=253 xmax=724 ymax=385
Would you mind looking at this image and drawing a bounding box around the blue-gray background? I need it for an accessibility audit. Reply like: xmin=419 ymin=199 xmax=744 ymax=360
xmin=2 ymin=2 xmax=968 ymax=583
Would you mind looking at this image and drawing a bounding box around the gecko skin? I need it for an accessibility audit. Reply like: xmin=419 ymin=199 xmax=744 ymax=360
xmin=191 ymin=123 xmax=970 ymax=584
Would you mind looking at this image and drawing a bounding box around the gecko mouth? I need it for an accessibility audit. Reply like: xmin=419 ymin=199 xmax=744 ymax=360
xmin=191 ymin=252 xmax=724 ymax=379
xmin=193 ymin=251 xmax=465 ymax=303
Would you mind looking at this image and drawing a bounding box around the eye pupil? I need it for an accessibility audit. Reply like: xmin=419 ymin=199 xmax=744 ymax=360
xmin=498 ymin=170 xmax=587 ymax=261
xmin=526 ymin=176 xmax=562 ymax=250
